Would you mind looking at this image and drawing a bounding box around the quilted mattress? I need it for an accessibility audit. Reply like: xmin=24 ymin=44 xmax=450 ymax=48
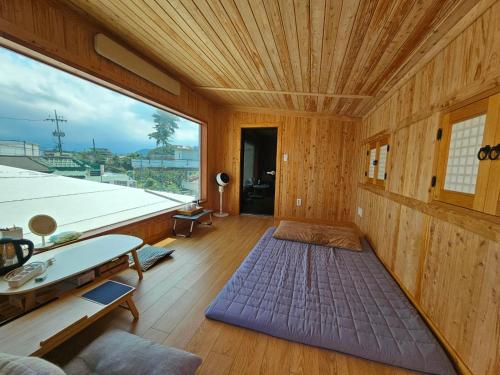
xmin=205 ymin=228 xmax=456 ymax=375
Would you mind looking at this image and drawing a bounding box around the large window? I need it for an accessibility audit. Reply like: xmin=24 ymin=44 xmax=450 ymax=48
xmin=0 ymin=46 xmax=202 ymax=243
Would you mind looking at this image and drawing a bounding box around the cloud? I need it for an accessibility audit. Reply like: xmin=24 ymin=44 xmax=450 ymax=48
xmin=0 ymin=47 xmax=199 ymax=153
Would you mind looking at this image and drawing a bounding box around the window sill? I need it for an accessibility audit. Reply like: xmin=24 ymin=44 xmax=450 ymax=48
xmin=34 ymin=204 xmax=185 ymax=254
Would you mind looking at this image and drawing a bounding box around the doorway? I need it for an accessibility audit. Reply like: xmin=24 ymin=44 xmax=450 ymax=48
xmin=240 ymin=127 xmax=278 ymax=215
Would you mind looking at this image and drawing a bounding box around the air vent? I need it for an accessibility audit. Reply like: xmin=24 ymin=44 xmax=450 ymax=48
xmin=94 ymin=34 xmax=180 ymax=96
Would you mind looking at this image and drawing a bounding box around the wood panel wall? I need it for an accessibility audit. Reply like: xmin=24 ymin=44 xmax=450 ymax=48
xmin=0 ymin=0 xmax=219 ymax=220
xmin=355 ymin=2 xmax=500 ymax=374
xmin=213 ymin=109 xmax=359 ymax=223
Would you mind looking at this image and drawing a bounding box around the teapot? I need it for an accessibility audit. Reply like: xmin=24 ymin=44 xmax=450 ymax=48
xmin=0 ymin=238 xmax=34 ymax=275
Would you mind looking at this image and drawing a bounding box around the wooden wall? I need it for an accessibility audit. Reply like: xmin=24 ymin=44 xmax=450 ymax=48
xmin=213 ymin=109 xmax=359 ymax=223
xmin=356 ymin=2 xmax=500 ymax=374
xmin=0 ymin=0 xmax=218 ymax=209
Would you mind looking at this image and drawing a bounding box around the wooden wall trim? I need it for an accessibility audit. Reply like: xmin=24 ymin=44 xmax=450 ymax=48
xmin=359 ymin=183 xmax=500 ymax=243
xmin=224 ymin=106 xmax=361 ymax=122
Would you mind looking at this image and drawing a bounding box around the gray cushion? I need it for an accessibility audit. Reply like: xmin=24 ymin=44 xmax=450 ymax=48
xmin=0 ymin=353 xmax=65 ymax=375
xmin=63 ymin=330 xmax=201 ymax=375
xmin=130 ymin=245 xmax=174 ymax=271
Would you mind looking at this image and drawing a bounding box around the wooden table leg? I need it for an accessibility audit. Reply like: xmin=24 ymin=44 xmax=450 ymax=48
xmin=125 ymin=298 xmax=139 ymax=320
xmin=130 ymin=249 xmax=143 ymax=280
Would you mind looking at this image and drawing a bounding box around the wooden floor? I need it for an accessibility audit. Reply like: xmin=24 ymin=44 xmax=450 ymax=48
xmin=46 ymin=215 xmax=416 ymax=374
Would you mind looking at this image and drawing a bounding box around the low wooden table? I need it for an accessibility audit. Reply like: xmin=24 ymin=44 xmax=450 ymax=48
xmin=172 ymin=209 xmax=213 ymax=237
xmin=0 ymin=279 xmax=138 ymax=356
xmin=0 ymin=234 xmax=144 ymax=298
xmin=0 ymin=235 xmax=144 ymax=356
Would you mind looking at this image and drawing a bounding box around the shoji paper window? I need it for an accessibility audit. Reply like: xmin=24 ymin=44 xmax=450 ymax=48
xmin=443 ymin=115 xmax=485 ymax=194
xmin=435 ymin=93 xmax=500 ymax=215
xmin=368 ymin=148 xmax=376 ymax=178
xmin=365 ymin=135 xmax=390 ymax=187
xmin=377 ymin=144 xmax=389 ymax=181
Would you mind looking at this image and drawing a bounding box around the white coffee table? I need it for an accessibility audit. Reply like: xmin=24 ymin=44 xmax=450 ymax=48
xmin=0 ymin=234 xmax=144 ymax=295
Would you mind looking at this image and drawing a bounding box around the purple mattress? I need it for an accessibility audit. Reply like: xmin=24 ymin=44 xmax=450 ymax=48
xmin=205 ymin=228 xmax=456 ymax=375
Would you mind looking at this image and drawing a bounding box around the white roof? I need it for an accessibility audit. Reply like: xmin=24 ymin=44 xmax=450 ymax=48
xmin=0 ymin=166 xmax=193 ymax=242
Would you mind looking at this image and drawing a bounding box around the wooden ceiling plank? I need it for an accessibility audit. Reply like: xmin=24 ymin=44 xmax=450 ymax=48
xmin=232 ymin=0 xmax=289 ymax=109
xmin=119 ymin=0 xmax=235 ymax=87
xmin=218 ymin=0 xmax=279 ymax=90
xmin=168 ymin=0 xmax=266 ymax=99
xmin=354 ymin=0 xmax=454 ymax=97
xmin=151 ymin=0 xmax=255 ymax=91
xmin=250 ymin=0 xmax=298 ymax=109
xmin=331 ymin=0 xmax=378 ymax=95
xmin=294 ymin=0 xmax=311 ymax=93
xmin=362 ymin=0 xmax=459 ymax=96
xmin=169 ymin=0 xmax=276 ymax=109
xmin=66 ymin=0 xmax=215 ymax=87
xmin=239 ymin=0 xmax=288 ymax=91
xmin=123 ymin=0 xmax=268 ymax=110
xmin=317 ymin=0 xmax=341 ymax=94
xmin=340 ymin=0 xmax=407 ymax=96
xmin=277 ymin=0 xmax=305 ymax=109
xmin=332 ymin=0 xmax=398 ymax=113
xmin=345 ymin=0 xmax=415 ymax=96
xmin=302 ymin=0 xmax=325 ymax=111
xmin=262 ymin=0 xmax=300 ymax=109
xmin=101 ymin=0 xmax=224 ymax=86
xmin=355 ymin=0 xmax=482 ymax=116
xmin=213 ymin=0 xmax=281 ymax=108
xmin=321 ymin=0 xmax=361 ymax=111
xmin=64 ymin=0 xmax=483 ymax=116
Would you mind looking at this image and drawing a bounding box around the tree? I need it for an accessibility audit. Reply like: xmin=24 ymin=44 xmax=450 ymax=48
xmin=148 ymin=110 xmax=179 ymax=152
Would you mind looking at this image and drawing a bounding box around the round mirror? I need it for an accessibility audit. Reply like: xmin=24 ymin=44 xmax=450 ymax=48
xmin=28 ymin=215 xmax=57 ymax=246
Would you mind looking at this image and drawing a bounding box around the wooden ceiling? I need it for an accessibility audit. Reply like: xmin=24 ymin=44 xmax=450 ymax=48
xmin=65 ymin=0 xmax=477 ymax=117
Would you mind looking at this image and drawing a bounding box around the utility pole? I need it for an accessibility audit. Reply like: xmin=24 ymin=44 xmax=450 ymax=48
xmin=45 ymin=110 xmax=67 ymax=155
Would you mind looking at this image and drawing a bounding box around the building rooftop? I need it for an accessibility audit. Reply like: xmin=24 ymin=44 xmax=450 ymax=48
xmin=0 ymin=156 xmax=50 ymax=173
xmin=0 ymin=165 xmax=193 ymax=243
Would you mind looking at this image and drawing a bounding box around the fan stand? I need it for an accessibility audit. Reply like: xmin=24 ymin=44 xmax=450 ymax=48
xmin=214 ymin=185 xmax=229 ymax=217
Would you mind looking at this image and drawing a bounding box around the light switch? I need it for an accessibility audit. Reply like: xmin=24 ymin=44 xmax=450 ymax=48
xmin=357 ymin=207 xmax=363 ymax=217
xmin=296 ymin=198 xmax=302 ymax=206
xmin=283 ymin=153 xmax=288 ymax=162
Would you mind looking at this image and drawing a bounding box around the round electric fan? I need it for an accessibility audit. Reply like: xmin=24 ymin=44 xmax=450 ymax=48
xmin=214 ymin=172 xmax=229 ymax=217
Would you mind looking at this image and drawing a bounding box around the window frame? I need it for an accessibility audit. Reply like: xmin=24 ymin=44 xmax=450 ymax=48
xmin=434 ymin=93 xmax=500 ymax=214
xmin=364 ymin=134 xmax=390 ymax=188
xmin=0 ymin=37 xmax=208 ymax=202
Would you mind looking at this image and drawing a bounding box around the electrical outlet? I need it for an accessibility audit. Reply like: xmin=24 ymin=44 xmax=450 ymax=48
xmin=283 ymin=153 xmax=288 ymax=162
xmin=357 ymin=207 xmax=363 ymax=217
xmin=296 ymin=198 xmax=302 ymax=207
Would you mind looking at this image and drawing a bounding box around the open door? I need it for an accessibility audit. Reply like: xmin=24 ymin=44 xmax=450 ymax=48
xmin=240 ymin=128 xmax=277 ymax=215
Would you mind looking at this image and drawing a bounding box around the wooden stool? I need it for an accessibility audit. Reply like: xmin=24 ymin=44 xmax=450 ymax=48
xmin=172 ymin=209 xmax=213 ymax=237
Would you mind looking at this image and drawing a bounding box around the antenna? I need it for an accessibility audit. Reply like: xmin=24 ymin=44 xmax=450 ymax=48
xmin=45 ymin=110 xmax=67 ymax=154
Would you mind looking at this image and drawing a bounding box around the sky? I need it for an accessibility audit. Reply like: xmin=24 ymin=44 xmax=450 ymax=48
xmin=0 ymin=46 xmax=199 ymax=154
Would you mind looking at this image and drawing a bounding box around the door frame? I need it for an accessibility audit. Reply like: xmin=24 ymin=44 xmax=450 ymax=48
xmin=236 ymin=122 xmax=282 ymax=217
